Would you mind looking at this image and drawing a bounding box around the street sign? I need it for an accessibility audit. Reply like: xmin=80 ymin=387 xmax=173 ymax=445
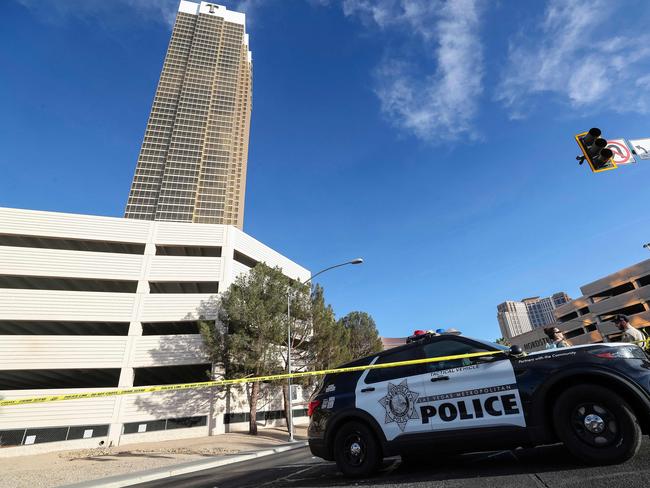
xmin=628 ymin=138 xmax=650 ymax=160
xmin=607 ymin=139 xmax=636 ymax=165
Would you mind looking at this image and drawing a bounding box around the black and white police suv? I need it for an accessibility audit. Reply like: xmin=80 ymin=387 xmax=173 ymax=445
xmin=307 ymin=333 xmax=650 ymax=477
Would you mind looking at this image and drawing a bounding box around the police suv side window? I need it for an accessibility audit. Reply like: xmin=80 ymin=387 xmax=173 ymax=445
xmin=423 ymin=339 xmax=492 ymax=373
xmin=364 ymin=346 xmax=425 ymax=384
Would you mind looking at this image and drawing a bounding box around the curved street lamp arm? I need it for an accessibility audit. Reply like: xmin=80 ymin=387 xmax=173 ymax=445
xmin=302 ymin=259 xmax=363 ymax=285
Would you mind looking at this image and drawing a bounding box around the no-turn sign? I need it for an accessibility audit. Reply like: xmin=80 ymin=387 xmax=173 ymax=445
xmin=607 ymin=139 xmax=636 ymax=165
xmin=628 ymin=138 xmax=650 ymax=160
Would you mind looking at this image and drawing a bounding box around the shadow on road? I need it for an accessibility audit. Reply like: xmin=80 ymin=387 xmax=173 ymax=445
xmin=270 ymin=444 xmax=594 ymax=487
xmin=388 ymin=444 xmax=583 ymax=482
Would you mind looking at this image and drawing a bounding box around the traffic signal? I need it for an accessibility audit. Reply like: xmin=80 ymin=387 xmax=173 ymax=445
xmin=575 ymin=128 xmax=616 ymax=173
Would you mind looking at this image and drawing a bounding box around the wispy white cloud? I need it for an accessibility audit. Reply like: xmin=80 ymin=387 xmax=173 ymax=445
xmin=342 ymin=0 xmax=435 ymax=40
xmin=497 ymin=0 xmax=650 ymax=118
xmin=233 ymin=0 xmax=268 ymax=27
xmin=14 ymin=0 xmax=179 ymax=27
xmin=18 ymin=0 xmax=484 ymax=142
xmin=341 ymin=0 xmax=484 ymax=141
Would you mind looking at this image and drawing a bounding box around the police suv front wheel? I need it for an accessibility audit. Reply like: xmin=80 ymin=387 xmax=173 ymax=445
xmin=333 ymin=421 xmax=382 ymax=477
xmin=553 ymin=384 xmax=642 ymax=465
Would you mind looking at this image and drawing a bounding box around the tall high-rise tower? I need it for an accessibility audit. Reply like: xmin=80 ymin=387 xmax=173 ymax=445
xmin=125 ymin=1 xmax=252 ymax=228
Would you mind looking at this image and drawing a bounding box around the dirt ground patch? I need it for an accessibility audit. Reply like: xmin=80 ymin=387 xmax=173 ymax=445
xmin=0 ymin=426 xmax=307 ymax=488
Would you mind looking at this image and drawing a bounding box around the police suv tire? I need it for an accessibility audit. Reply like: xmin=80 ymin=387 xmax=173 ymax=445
xmin=333 ymin=421 xmax=382 ymax=477
xmin=552 ymin=384 xmax=642 ymax=465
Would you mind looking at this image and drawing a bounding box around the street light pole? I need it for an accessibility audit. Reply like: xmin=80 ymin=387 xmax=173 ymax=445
xmin=286 ymin=258 xmax=363 ymax=442
xmin=287 ymin=289 xmax=293 ymax=441
xmin=643 ymin=243 xmax=650 ymax=252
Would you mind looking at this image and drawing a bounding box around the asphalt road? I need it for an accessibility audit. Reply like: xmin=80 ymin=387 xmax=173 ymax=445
xmin=135 ymin=439 xmax=650 ymax=488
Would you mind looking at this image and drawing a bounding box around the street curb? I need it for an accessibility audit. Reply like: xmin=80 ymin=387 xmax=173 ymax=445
xmin=62 ymin=441 xmax=308 ymax=488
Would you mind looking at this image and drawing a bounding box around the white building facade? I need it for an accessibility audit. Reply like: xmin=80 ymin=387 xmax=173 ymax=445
xmin=0 ymin=207 xmax=310 ymax=455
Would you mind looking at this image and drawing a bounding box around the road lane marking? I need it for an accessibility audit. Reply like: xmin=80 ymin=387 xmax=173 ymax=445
xmin=256 ymin=465 xmax=318 ymax=487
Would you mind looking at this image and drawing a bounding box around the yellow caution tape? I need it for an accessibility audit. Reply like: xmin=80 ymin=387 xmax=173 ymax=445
xmin=0 ymin=350 xmax=505 ymax=407
xmin=3 ymin=340 xmax=648 ymax=408
xmin=635 ymin=338 xmax=650 ymax=350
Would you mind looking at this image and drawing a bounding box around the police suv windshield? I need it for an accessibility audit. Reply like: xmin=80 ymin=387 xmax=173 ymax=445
xmin=469 ymin=338 xmax=510 ymax=352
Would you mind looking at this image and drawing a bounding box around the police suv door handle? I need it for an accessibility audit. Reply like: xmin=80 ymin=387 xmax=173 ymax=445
xmin=430 ymin=376 xmax=450 ymax=382
xmin=360 ymin=387 xmax=375 ymax=392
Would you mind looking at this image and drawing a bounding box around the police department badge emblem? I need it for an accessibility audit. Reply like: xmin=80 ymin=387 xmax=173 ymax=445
xmin=379 ymin=379 xmax=420 ymax=431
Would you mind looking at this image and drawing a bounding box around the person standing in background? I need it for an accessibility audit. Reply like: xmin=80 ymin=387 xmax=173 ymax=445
xmin=613 ymin=315 xmax=644 ymax=343
xmin=544 ymin=327 xmax=571 ymax=348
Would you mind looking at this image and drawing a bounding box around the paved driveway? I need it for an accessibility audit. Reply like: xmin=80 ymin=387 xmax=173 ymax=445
xmin=136 ymin=438 xmax=650 ymax=488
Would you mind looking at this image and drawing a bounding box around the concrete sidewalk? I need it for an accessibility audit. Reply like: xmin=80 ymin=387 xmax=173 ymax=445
xmin=0 ymin=426 xmax=308 ymax=488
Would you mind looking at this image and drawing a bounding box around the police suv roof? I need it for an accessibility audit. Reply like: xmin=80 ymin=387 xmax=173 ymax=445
xmin=337 ymin=333 xmax=505 ymax=369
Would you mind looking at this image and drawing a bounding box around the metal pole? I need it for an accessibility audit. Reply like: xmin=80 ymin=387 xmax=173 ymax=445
xmin=287 ymin=289 xmax=294 ymax=442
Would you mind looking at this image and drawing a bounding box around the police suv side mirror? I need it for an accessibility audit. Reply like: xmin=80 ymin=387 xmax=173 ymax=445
xmin=509 ymin=345 xmax=523 ymax=356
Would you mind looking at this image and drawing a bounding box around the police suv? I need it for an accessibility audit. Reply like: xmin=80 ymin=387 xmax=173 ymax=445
xmin=307 ymin=333 xmax=650 ymax=477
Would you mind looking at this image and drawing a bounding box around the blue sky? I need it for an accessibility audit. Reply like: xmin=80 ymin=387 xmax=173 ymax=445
xmin=2 ymin=0 xmax=650 ymax=340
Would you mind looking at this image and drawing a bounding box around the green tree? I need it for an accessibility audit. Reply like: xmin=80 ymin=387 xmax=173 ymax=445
xmin=308 ymin=284 xmax=352 ymax=371
xmin=338 ymin=311 xmax=384 ymax=360
xmin=495 ymin=337 xmax=511 ymax=346
xmin=200 ymin=263 xmax=308 ymax=435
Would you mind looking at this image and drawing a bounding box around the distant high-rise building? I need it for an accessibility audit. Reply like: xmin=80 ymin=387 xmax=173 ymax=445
xmin=510 ymin=260 xmax=650 ymax=352
xmin=497 ymin=301 xmax=533 ymax=339
xmin=497 ymin=292 xmax=571 ymax=339
xmin=125 ymin=1 xmax=252 ymax=228
xmin=551 ymin=291 xmax=571 ymax=307
xmin=523 ymin=292 xmax=571 ymax=328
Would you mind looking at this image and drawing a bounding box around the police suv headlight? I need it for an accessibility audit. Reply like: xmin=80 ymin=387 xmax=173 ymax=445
xmin=589 ymin=346 xmax=645 ymax=360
